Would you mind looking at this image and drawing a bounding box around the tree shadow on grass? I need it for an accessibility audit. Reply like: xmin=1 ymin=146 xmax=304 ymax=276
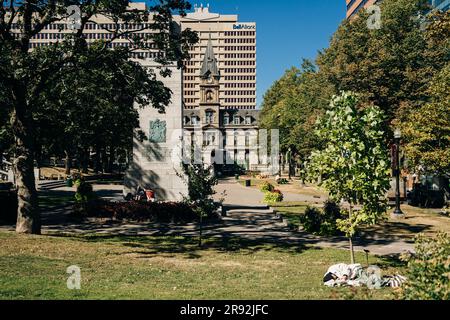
xmin=50 ymin=233 xmax=314 ymax=260
xmin=358 ymin=221 xmax=433 ymax=242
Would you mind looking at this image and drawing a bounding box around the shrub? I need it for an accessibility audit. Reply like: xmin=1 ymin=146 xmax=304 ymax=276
xmin=74 ymin=200 xmax=219 ymax=223
xmin=260 ymin=182 xmax=275 ymax=193
xmin=299 ymin=200 xmax=344 ymax=236
xmin=300 ymin=206 xmax=322 ymax=233
xmin=400 ymin=233 xmax=450 ymax=300
xmin=264 ymin=190 xmax=284 ymax=204
xmin=73 ymin=179 xmax=97 ymax=215
xmin=277 ymin=178 xmax=289 ymax=185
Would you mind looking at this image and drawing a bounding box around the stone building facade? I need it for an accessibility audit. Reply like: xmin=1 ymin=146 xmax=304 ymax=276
xmin=182 ymin=34 xmax=260 ymax=174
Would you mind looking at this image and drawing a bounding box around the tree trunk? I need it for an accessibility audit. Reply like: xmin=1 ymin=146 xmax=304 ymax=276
xmin=349 ymin=237 xmax=355 ymax=264
xmin=101 ymin=149 xmax=108 ymax=173
xmin=199 ymin=213 xmax=203 ymax=248
xmin=94 ymin=146 xmax=101 ymax=173
xmin=349 ymin=204 xmax=355 ymax=264
xmin=81 ymin=148 xmax=89 ymax=174
xmin=11 ymin=107 xmax=40 ymax=234
xmin=107 ymin=146 xmax=115 ymax=173
xmin=64 ymin=151 xmax=71 ymax=176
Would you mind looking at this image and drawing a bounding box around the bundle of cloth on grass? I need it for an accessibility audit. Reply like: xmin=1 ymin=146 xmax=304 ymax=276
xmin=323 ymin=263 xmax=407 ymax=289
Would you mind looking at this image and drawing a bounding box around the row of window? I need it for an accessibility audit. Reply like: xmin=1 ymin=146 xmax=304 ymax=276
xmin=184 ymin=83 xmax=255 ymax=89
xmin=184 ymin=75 xmax=256 ymax=81
xmin=11 ymin=23 xmax=153 ymax=31
xmin=224 ymin=68 xmax=256 ymax=74
xmin=188 ymin=53 xmax=255 ymax=59
xmin=184 ymin=115 xmax=254 ymax=126
xmin=31 ymin=32 xmax=154 ymax=40
xmin=225 ymin=98 xmax=256 ymax=103
xmin=224 ymin=83 xmax=255 ymax=88
xmin=190 ymin=45 xmax=256 ymax=52
xmin=184 ymin=60 xmax=256 ymax=67
xmin=224 ymin=53 xmax=255 ymax=59
xmin=225 ymin=75 xmax=256 ymax=81
xmin=224 ymin=38 xmax=255 ymax=44
xmin=224 ymin=31 xmax=256 ymax=37
xmin=184 ymin=105 xmax=256 ymax=110
xmin=185 ymin=68 xmax=256 ymax=74
xmin=225 ymin=91 xmax=256 ymax=96
xmin=224 ymin=61 xmax=255 ymax=66
xmin=224 ymin=46 xmax=256 ymax=51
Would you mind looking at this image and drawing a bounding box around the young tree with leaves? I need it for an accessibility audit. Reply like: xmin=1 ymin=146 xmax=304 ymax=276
xmin=0 ymin=0 xmax=198 ymax=234
xmin=179 ymin=163 xmax=219 ymax=248
xmin=307 ymin=92 xmax=391 ymax=264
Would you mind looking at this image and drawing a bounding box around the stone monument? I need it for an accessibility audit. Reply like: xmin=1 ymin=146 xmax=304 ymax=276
xmin=124 ymin=62 xmax=188 ymax=201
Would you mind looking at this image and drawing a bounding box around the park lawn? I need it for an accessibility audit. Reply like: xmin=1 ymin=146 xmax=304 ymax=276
xmin=0 ymin=231 xmax=402 ymax=300
xmin=238 ymin=177 xmax=328 ymax=199
xmin=38 ymin=194 xmax=75 ymax=209
xmin=272 ymin=202 xmax=310 ymax=229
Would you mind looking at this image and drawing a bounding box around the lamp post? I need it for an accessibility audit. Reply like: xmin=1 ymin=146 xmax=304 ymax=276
xmin=392 ymin=128 xmax=405 ymax=218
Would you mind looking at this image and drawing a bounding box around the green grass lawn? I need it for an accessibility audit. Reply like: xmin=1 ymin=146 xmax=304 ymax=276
xmin=0 ymin=231 xmax=403 ymax=300
xmin=38 ymin=194 xmax=75 ymax=209
xmin=272 ymin=202 xmax=310 ymax=229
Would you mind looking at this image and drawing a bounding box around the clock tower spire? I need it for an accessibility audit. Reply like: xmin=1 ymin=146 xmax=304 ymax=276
xmin=199 ymin=32 xmax=220 ymax=127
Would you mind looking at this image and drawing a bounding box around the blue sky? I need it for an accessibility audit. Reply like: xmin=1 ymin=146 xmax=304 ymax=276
xmin=149 ymin=0 xmax=347 ymax=107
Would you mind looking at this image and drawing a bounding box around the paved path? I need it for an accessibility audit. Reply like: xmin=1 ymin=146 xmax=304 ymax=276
xmin=214 ymin=179 xmax=326 ymax=206
xmin=0 ymin=180 xmax=415 ymax=256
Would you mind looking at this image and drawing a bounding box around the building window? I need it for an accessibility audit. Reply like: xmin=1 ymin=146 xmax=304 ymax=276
xmin=245 ymin=116 xmax=252 ymax=125
xmin=203 ymin=132 xmax=216 ymax=146
xmin=205 ymin=111 xmax=214 ymax=124
xmin=223 ymin=114 xmax=230 ymax=125
xmin=234 ymin=116 xmax=240 ymax=125
xmin=245 ymin=132 xmax=251 ymax=147
xmin=191 ymin=116 xmax=199 ymax=125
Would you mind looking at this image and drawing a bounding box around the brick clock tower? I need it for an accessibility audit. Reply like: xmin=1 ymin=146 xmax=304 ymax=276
xmin=199 ymin=34 xmax=220 ymax=128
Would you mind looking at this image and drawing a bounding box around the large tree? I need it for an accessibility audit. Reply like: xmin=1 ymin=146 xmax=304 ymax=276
xmin=0 ymin=0 xmax=197 ymax=234
xmin=317 ymin=0 xmax=445 ymax=123
xmin=400 ymin=63 xmax=450 ymax=175
xmin=259 ymin=60 xmax=335 ymax=160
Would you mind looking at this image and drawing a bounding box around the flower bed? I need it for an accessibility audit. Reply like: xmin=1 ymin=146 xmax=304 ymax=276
xmin=75 ymin=200 xmax=219 ymax=224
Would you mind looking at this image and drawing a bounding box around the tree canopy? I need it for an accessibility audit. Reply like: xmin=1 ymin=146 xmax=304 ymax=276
xmin=0 ymin=0 xmax=198 ymax=234
xmin=260 ymin=0 xmax=449 ymax=177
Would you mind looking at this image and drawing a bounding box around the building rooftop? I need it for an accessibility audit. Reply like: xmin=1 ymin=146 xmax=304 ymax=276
xmin=178 ymin=4 xmax=238 ymax=22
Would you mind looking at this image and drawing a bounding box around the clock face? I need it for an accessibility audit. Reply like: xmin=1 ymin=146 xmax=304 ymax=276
xmin=207 ymin=77 xmax=214 ymax=84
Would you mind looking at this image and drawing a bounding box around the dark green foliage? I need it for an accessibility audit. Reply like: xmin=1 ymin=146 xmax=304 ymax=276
xmin=0 ymin=0 xmax=199 ymax=234
xmin=260 ymin=61 xmax=334 ymax=158
xmin=179 ymin=163 xmax=221 ymax=247
xmin=74 ymin=179 xmax=96 ymax=215
xmin=299 ymin=200 xmax=344 ymax=236
xmin=260 ymin=182 xmax=275 ymax=193
xmin=277 ymin=178 xmax=289 ymax=185
xmin=400 ymin=233 xmax=450 ymax=300
xmin=264 ymin=190 xmax=284 ymax=204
